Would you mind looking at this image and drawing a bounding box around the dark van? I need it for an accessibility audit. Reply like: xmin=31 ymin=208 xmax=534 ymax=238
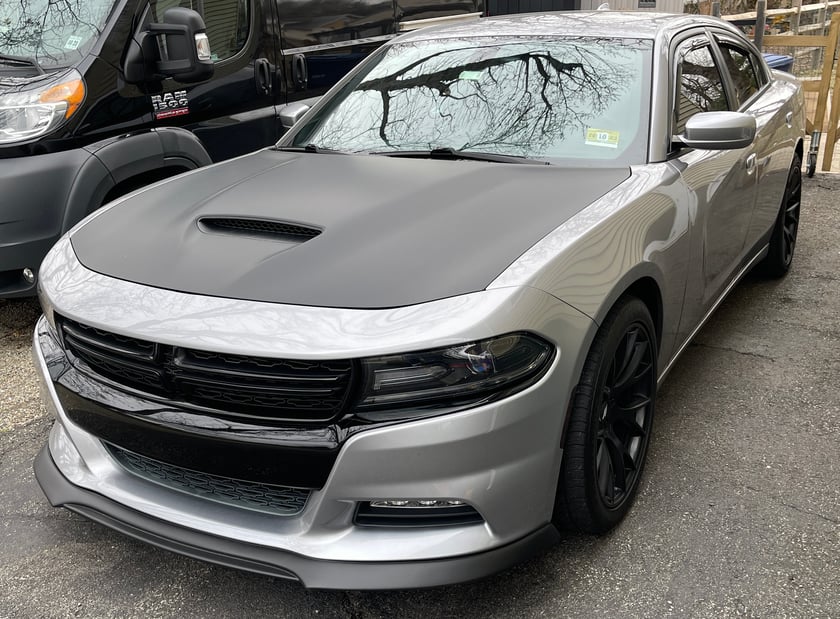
xmin=0 ymin=0 xmax=482 ymax=297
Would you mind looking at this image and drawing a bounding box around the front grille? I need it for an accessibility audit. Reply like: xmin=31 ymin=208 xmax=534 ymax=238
xmin=59 ymin=317 xmax=354 ymax=423
xmin=106 ymin=444 xmax=310 ymax=515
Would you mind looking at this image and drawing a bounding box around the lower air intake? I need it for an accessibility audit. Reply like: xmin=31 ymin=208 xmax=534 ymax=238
xmin=106 ymin=444 xmax=310 ymax=516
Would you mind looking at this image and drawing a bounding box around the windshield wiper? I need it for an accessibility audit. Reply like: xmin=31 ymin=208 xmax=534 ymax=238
xmin=0 ymin=53 xmax=45 ymax=75
xmin=276 ymin=143 xmax=348 ymax=154
xmin=369 ymin=147 xmax=550 ymax=165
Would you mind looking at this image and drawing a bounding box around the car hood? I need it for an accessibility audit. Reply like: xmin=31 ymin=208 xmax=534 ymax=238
xmin=70 ymin=149 xmax=630 ymax=309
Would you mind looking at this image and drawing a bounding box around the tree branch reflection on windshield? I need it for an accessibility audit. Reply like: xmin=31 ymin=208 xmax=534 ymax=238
xmin=0 ymin=0 xmax=114 ymax=66
xmin=303 ymin=38 xmax=648 ymax=161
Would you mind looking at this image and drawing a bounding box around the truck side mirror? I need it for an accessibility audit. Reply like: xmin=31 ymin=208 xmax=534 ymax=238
xmin=124 ymin=8 xmax=214 ymax=84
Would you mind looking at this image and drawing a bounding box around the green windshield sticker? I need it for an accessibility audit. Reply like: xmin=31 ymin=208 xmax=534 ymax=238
xmin=64 ymin=35 xmax=83 ymax=50
xmin=585 ymin=128 xmax=620 ymax=149
xmin=458 ymin=70 xmax=483 ymax=81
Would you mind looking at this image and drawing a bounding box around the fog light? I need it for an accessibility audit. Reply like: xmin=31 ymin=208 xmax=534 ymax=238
xmin=356 ymin=500 xmax=484 ymax=527
xmin=370 ymin=499 xmax=466 ymax=508
xmin=22 ymin=268 xmax=35 ymax=284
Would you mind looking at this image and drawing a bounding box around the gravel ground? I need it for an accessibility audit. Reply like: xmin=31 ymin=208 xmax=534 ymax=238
xmin=0 ymin=298 xmax=42 ymax=432
xmin=0 ymin=174 xmax=838 ymax=618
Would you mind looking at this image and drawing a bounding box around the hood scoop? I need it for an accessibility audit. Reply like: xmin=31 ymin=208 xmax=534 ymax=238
xmin=198 ymin=217 xmax=322 ymax=243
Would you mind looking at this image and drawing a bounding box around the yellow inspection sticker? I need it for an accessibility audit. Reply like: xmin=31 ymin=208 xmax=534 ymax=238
xmin=585 ymin=128 xmax=620 ymax=149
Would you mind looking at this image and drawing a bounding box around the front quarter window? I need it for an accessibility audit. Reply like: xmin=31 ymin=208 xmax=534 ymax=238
xmin=673 ymin=41 xmax=729 ymax=135
xmin=291 ymin=36 xmax=652 ymax=165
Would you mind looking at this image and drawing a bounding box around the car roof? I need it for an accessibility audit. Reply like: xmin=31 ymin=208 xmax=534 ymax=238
xmin=398 ymin=11 xmax=734 ymax=42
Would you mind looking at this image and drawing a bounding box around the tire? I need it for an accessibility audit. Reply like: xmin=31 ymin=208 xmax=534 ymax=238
xmin=806 ymin=151 xmax=816 ymax=178
xmin=760 ymin=152 xmax=802 ymax=278
xmin=553 ymin=297 xmax=657 ymax=534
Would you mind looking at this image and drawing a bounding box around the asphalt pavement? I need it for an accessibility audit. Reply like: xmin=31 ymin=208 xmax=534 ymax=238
xmin=1 ymin=174 xmax=838 ymax=618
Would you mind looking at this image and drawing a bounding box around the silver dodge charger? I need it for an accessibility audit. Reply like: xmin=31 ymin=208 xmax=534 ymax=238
xmin=33 ymin=12 xmax=804 ymax=589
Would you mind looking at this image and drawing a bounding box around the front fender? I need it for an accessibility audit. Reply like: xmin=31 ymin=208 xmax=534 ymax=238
xmin=489 ymin=164 xmax=693 ymax=366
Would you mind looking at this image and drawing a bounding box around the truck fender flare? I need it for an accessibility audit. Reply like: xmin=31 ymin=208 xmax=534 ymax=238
xmin=61 ymin=127 xmax=212 ymax=233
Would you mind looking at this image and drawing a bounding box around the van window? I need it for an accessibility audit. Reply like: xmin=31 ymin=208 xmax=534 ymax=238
xmin=0 ymin=0 xmax=118 ymax=68
xmin=151 ymin=0 xmax=249 ymax=61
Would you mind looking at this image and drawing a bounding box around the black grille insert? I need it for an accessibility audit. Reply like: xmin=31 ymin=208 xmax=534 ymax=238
xmin=106 ymin=444 xmax=310 ymax=515
xmin=198 ymin=217 xmax=322 ymax=241
xmin=59 ymin=317 xmax=354 ymax=423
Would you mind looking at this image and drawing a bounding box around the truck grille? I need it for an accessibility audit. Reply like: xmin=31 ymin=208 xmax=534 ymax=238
xmin=106 ymin=444 xmax=310 ymax=515
xmin=59 ymin=317 xmax=354 ymax=423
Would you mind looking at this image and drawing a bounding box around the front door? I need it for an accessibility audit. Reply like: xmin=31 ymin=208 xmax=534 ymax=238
xmin=148 ymin=0 xmax=280 ymax=161
xmin=672 ymin=34 xmax=759 ymax=340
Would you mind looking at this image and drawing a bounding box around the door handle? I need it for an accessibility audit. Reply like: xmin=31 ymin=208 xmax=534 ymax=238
xmin=785 ymin=111 xmax=793 ymax=128
xmin=292 ymin=54 xmax=308 ymax=90
xmin=745 ymin=153 xmax=757 ymax=175
xmin=255 ymin=58 xmax=272 ymax=95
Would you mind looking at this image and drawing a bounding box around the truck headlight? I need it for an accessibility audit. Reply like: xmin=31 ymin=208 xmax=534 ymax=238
xmin=0 ymin=69 xmax=85 ymax=144
xmin=355 ymin=332 xmax=555 ymax=421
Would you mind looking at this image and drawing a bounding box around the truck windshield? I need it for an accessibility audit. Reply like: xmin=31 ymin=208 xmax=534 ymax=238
xmin=0 ymin=0 xmax=118 ymax=70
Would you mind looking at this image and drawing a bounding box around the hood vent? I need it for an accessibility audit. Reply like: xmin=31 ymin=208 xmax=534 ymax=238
xmin=198 ymin=217 xmax=322 ymax=242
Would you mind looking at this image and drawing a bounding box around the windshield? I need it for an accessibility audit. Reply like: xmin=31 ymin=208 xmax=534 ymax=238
xmin=291 ymin=36 xmax=652 ymax=165
xmin=0 ymin=0 xmax=118 ymax=69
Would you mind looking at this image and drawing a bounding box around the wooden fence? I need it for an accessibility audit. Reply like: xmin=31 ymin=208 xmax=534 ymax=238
xmin=716 ymin=2 xmax=840 ymax=172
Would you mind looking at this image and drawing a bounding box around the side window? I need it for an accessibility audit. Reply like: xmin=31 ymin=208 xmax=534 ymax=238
xmin=719 ymin=43 xmax=761 ymax=108
xmin=674 ymin=42 xmax=728 ymax=134
xmin=150 ymin=0 xmax=249 ymax=62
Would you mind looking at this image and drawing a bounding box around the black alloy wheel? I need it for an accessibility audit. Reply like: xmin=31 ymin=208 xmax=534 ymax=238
xmin=553 ymin=297 xmax=657 ymax=534
xmin=761 ymin=152 xmax=802 ymax=277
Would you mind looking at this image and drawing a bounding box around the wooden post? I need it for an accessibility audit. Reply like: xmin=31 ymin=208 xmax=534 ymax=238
xmin=755 ymin=0 xmax=767 ymax=49
xmin=791 ymin=0 xmax=801 ymax=34
xmin=822 ymin=14 xmax=840 ymax=171
xmin=818 ymin=0 xmax=827 ymax=35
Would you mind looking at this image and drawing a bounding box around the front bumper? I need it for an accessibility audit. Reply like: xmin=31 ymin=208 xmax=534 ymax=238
xmin=34 ymin=444 xmax=559 ymax=589
xmin=32 ymin=245 xmax=597 ymax=588
xmin=32 ymin=313 xmax=577 ymax=588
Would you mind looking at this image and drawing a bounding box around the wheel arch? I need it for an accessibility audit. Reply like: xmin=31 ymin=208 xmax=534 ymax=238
xmin=60 ymin=128 xmax=212 ymax=234
xmin=590 ymin=267 xmax=665 ymax=359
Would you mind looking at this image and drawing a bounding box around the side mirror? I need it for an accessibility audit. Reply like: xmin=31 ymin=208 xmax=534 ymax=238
xmin=676 ymin=111 xmax=756 ymax=150
xmin=124 ymin=8 xmax=214 ymax=84
xmin=279 ymin=101 xmax=312 ymax=130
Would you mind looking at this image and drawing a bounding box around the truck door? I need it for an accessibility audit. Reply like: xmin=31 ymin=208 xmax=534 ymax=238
xmin=147 ymin=0 xmax=280 ymax=161
xmin=394 ymin=0 xmax=482 ymax=28
xmin=276 ymin=0 xmax=395 ymax=105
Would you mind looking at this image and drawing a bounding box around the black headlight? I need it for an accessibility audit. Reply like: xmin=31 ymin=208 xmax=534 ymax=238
xmin=354 ymin=332 xmax=555 ymax=421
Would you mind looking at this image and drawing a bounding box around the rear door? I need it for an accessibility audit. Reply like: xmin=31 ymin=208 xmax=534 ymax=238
xmin=276 ymin=0 xmax=395 ymax=105
xmin=710 ymin=30 xmax=795 ymax=251
xmin=395 ymin=0 xmax=482 ymax=28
